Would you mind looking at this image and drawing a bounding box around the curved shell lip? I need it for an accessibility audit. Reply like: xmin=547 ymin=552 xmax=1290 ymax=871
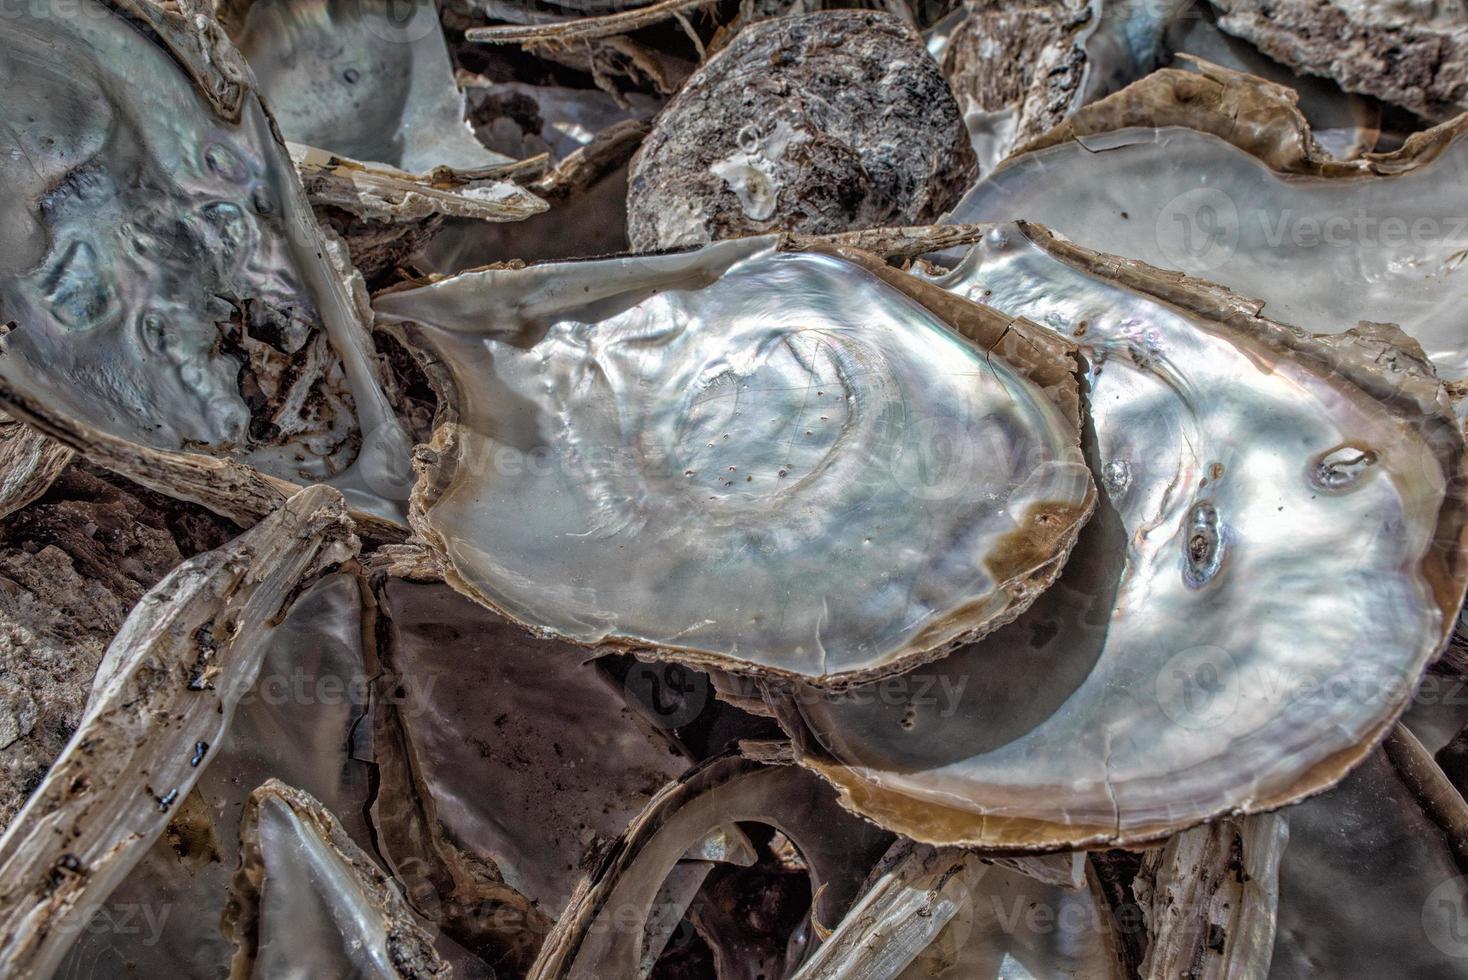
xmin=1006 ymin=58 xmax=1468 ymax=180
xmin=527 ymin=744 xmax=892 ymax=980
xmin=392 ymin=241 xmax=1097 ymax=690
xmin=761 ymin=219 xmax=1468 ymax=850
xmin=0 ymin=375 xmax=409 ymax=543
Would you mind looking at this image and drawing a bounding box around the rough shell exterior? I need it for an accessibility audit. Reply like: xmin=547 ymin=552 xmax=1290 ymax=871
xmin=626 ymin=11 xmax=977 ymax=250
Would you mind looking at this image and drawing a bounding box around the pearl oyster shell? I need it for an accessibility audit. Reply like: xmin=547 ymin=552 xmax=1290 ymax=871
xmin=0 ymin=0 xmax=415 ymax=518
xmin=368 ymin=563 xmax=694 ymax=973
xmin=374 ymin=237 xmax=1096 ymax=686
xmin=54 ymin=571 xmax=377 ymax=977
xmin=944 ymin=60 xmax=1468 ymax=378
xmin=228 ymin=0 xmax=512 ymax=174
xmin=767 ymin=221 xmax=1468 ymax=848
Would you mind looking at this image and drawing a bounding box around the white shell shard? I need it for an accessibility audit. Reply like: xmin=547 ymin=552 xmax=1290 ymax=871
xmin=1271 ymin=730 xmax=1468 ymax=979
xmin=224 ymin=780 xmax=448 ymax=980
xmin=943 ymin=62 xmax=1468 ymax=377
xmin=374 ymin=239 xmax=1094 ymax=686
xmin=0 ymin=413 xmax=72 ymax=521
xmin=0 ymin=486 xmax=355 ymax=979
xmin=231 ymin=0 xmax=512 ymax=174
xmin=1134 ymin=815 xmax=1286 ymax=979
xmin=0 ymin=0 xmax=416 ymax=515
xmin=770 ymin=222 xmax=1468 ymax=848
xmin=527 ymin=752 xmax=893 ymax=980
xmin=290 ymin=142 xmax=547 ymax=223
xmin=792 ymin=842 xmax=1125 ymax=980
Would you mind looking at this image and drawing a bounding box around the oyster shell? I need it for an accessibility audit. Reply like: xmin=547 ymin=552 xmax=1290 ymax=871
xmin=0 ymin=0 xmax=415 ymax=515
xmin=1208 ymin=0 xmax=1468 ymax=122
xmin=369 ymin=565 xmax=692 ymax=971
xmin=766 ymin=221 xmax=1468 ymax=848
xmin=943 ymin=60 xmax=1468 ymax=376
xmin=1270 ymin=727 xmax=1468 ymax=978
xmin=0 ymin=460 xmax=236 ymax=832
xmin=223 ymin=780 xmax=448 ymax=979
xmin=228 ymin=0 xmax=512 ymax=173
xmin=0 ymin=486 xmax=354 ymax=978
xmin=527 ymin=749 xmax=892 ymax=979
xmin=625 ymin=12 xmax=977 ymax=249
xmin=1132 ymin=814 xmax=1286 ymax=978
xmin=0 ymin=414 xmax=71 ymax=522
xmin=374 ymin=238 xmax=1095 ymax=686
xmin=55 ymin=570 xmax=376 ymax=977
xmin=790 ymin=841 xmax=1126 ymax=979
xmin=290 ymin=143 xmax=547 ymax=224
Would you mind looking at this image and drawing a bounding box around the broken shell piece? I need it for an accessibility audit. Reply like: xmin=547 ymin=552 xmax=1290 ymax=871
xmin=0 ymin=414 xmax=71 ymax=521
xmin=57 ymin=572 xmax=377 ymax=978
xmin=943 ymin=61 xmax=1468 ymax=377
xmin=0 ymin=0 xmax=415 ymax=511
xmin=1271 ymin=727 xmax=1468 ymax=978
xmin=0 ymin=486 xmax=355 ymax=978
xmin=941 ymin=0 xmax=1194 ymax=169
xmin=792 ymin=840 xmax=1125 ymax=979
xmin=0 ymin=462 xmax=237 ymax=833
xmin=290 ymin=143 xmax=547 ymax=223
xmin=626 ymin=11 xmax=977 ymax=249
xmin=1208 ymin=0 xmax=1468 ymax=123
xmin=527 ymin=751 xmax=892 ymax=979
xmin=769 ymin=221 xmax=1468 ymax=848
xmin=1133 ymin=814 xmax=1286 ymax=979
xmin=224 ymin=780 xmax=448 ymax=979
xmin=1164 ymin=16 xmax=1383 ymax=160
xmin=369 ymin=571 xmax=691 ymax=971
xmin=229 ymin=0 xmax=511 ymax=173
xmin=374 ymin=237 xmax=1094 ymax=687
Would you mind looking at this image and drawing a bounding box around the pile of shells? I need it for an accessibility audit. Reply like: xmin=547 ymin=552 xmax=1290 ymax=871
xmin=2 ymin=0 xmax=1468 ymax=977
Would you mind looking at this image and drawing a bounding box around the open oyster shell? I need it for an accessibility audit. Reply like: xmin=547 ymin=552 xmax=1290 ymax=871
xmin=766 ymin=220 xmax=1468 ymax=848
xmin=374 ymin=237 xmax=1095 ymax=687
xmin=0 ymin=0 xmax=415 ymax=517
xmin=943 ymin=59 xmax=1468 ymax=377
xmin=0 ymin=486 xmax=354 ymax=978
